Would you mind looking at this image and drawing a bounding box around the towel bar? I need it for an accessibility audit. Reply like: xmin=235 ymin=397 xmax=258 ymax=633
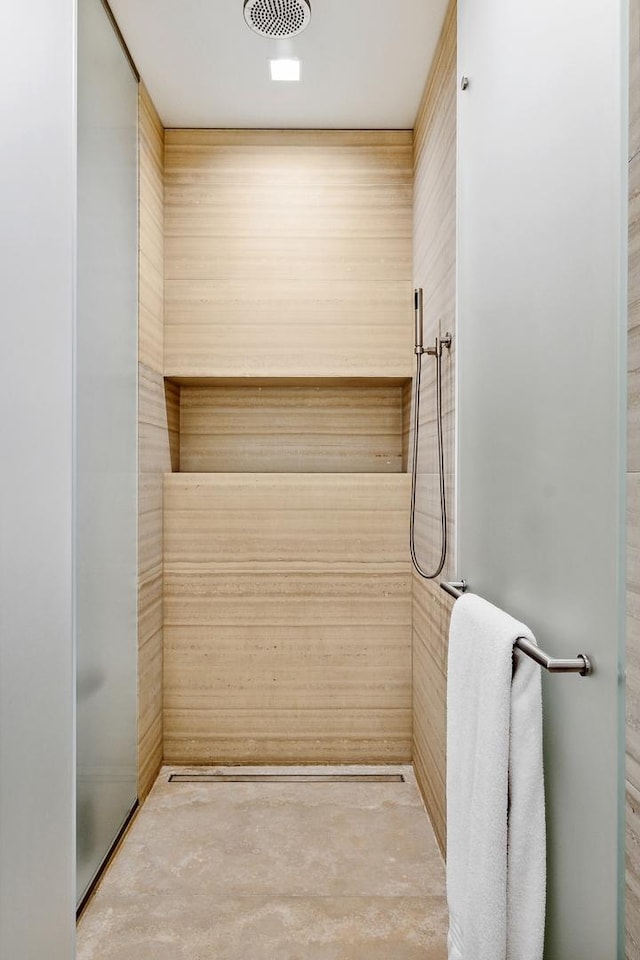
xmin=440 ymin=580 xmax=592 ymax=677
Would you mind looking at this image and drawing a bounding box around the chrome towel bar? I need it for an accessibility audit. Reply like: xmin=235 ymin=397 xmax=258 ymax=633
xmin=440 ymin=580 xmax=592 ymax=677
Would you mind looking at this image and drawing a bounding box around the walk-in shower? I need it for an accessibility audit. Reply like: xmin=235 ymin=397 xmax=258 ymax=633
xmin=409 ymin=286 xmax=452 ymax=580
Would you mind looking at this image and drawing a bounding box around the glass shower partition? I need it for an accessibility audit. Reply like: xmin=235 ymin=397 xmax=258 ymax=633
xmin=76 ymin=0 xmax=139 ymax=906
xmin=456 ymin=0 xmax=627 ymax=955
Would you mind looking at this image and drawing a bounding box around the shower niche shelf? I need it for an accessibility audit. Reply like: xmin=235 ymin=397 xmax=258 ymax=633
xmin=165 ymin=376 xmax=412 ymax=474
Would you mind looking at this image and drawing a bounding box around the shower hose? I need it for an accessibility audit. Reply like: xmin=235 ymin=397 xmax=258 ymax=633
xmin=409 ymin=335 xmax=448 ymax=580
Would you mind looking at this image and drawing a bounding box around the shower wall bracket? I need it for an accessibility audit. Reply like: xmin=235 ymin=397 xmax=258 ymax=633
xmin=425 ymin=333 xmax=452 ymax=357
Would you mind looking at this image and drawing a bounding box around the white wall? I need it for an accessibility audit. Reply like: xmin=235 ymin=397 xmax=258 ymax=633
xmin=0 ymin=2 xmax=76 ymax=957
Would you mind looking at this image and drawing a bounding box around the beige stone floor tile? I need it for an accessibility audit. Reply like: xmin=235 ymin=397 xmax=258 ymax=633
xmin=77 ymin=894 xmax=448 ymax=960
xmin=99 ymin=766 xmax=444 ymax=899
xmin=77 ymin=765 xmax=447 ymax=958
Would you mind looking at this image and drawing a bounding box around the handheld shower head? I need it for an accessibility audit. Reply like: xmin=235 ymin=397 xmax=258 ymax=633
xmin=414 ymin=288 xmax=424 ymax=353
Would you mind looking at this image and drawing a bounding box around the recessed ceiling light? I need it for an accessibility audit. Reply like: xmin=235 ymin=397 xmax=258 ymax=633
xmin=270 ymin=59 xmax=301 ymax=82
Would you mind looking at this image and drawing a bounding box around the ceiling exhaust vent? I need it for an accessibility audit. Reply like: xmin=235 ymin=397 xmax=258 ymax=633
xmin=243 ymin=0 xmax=311 ymax=39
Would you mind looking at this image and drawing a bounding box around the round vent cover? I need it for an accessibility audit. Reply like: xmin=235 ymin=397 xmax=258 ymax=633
xmin=243 ymin=0 xmax=311 ymax=39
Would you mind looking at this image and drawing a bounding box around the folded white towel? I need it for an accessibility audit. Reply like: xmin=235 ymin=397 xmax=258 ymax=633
xmin=446 ymin=593 xmax=546 ymax=960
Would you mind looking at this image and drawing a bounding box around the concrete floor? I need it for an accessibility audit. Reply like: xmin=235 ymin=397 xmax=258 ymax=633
xmin=77 ymin=765 xmax=448 ymax=959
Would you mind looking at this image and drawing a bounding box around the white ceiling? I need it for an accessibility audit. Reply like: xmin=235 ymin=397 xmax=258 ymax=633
xmin=108 ymin=0 xmax=450 ymax=129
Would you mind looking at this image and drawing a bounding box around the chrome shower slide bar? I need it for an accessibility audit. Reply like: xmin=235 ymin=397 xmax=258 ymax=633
xmin=440 ymin=580 xmax=592 ymax=677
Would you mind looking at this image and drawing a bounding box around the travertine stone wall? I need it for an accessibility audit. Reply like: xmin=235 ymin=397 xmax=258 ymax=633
xmin=410 ymin=0 xmax=457 ymax=854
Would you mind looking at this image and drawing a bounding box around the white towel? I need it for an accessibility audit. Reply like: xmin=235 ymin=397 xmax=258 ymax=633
xmin=446 ymin=593 xmax=546 ymax=960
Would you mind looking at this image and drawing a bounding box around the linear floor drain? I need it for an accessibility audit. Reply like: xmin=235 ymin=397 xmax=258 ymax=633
xmin=168 ymin=773 xmax=405 ymax=784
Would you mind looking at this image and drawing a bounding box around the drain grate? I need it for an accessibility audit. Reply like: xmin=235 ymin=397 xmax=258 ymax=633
xmin=168 ymin=773 xmax=405 ymax=784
